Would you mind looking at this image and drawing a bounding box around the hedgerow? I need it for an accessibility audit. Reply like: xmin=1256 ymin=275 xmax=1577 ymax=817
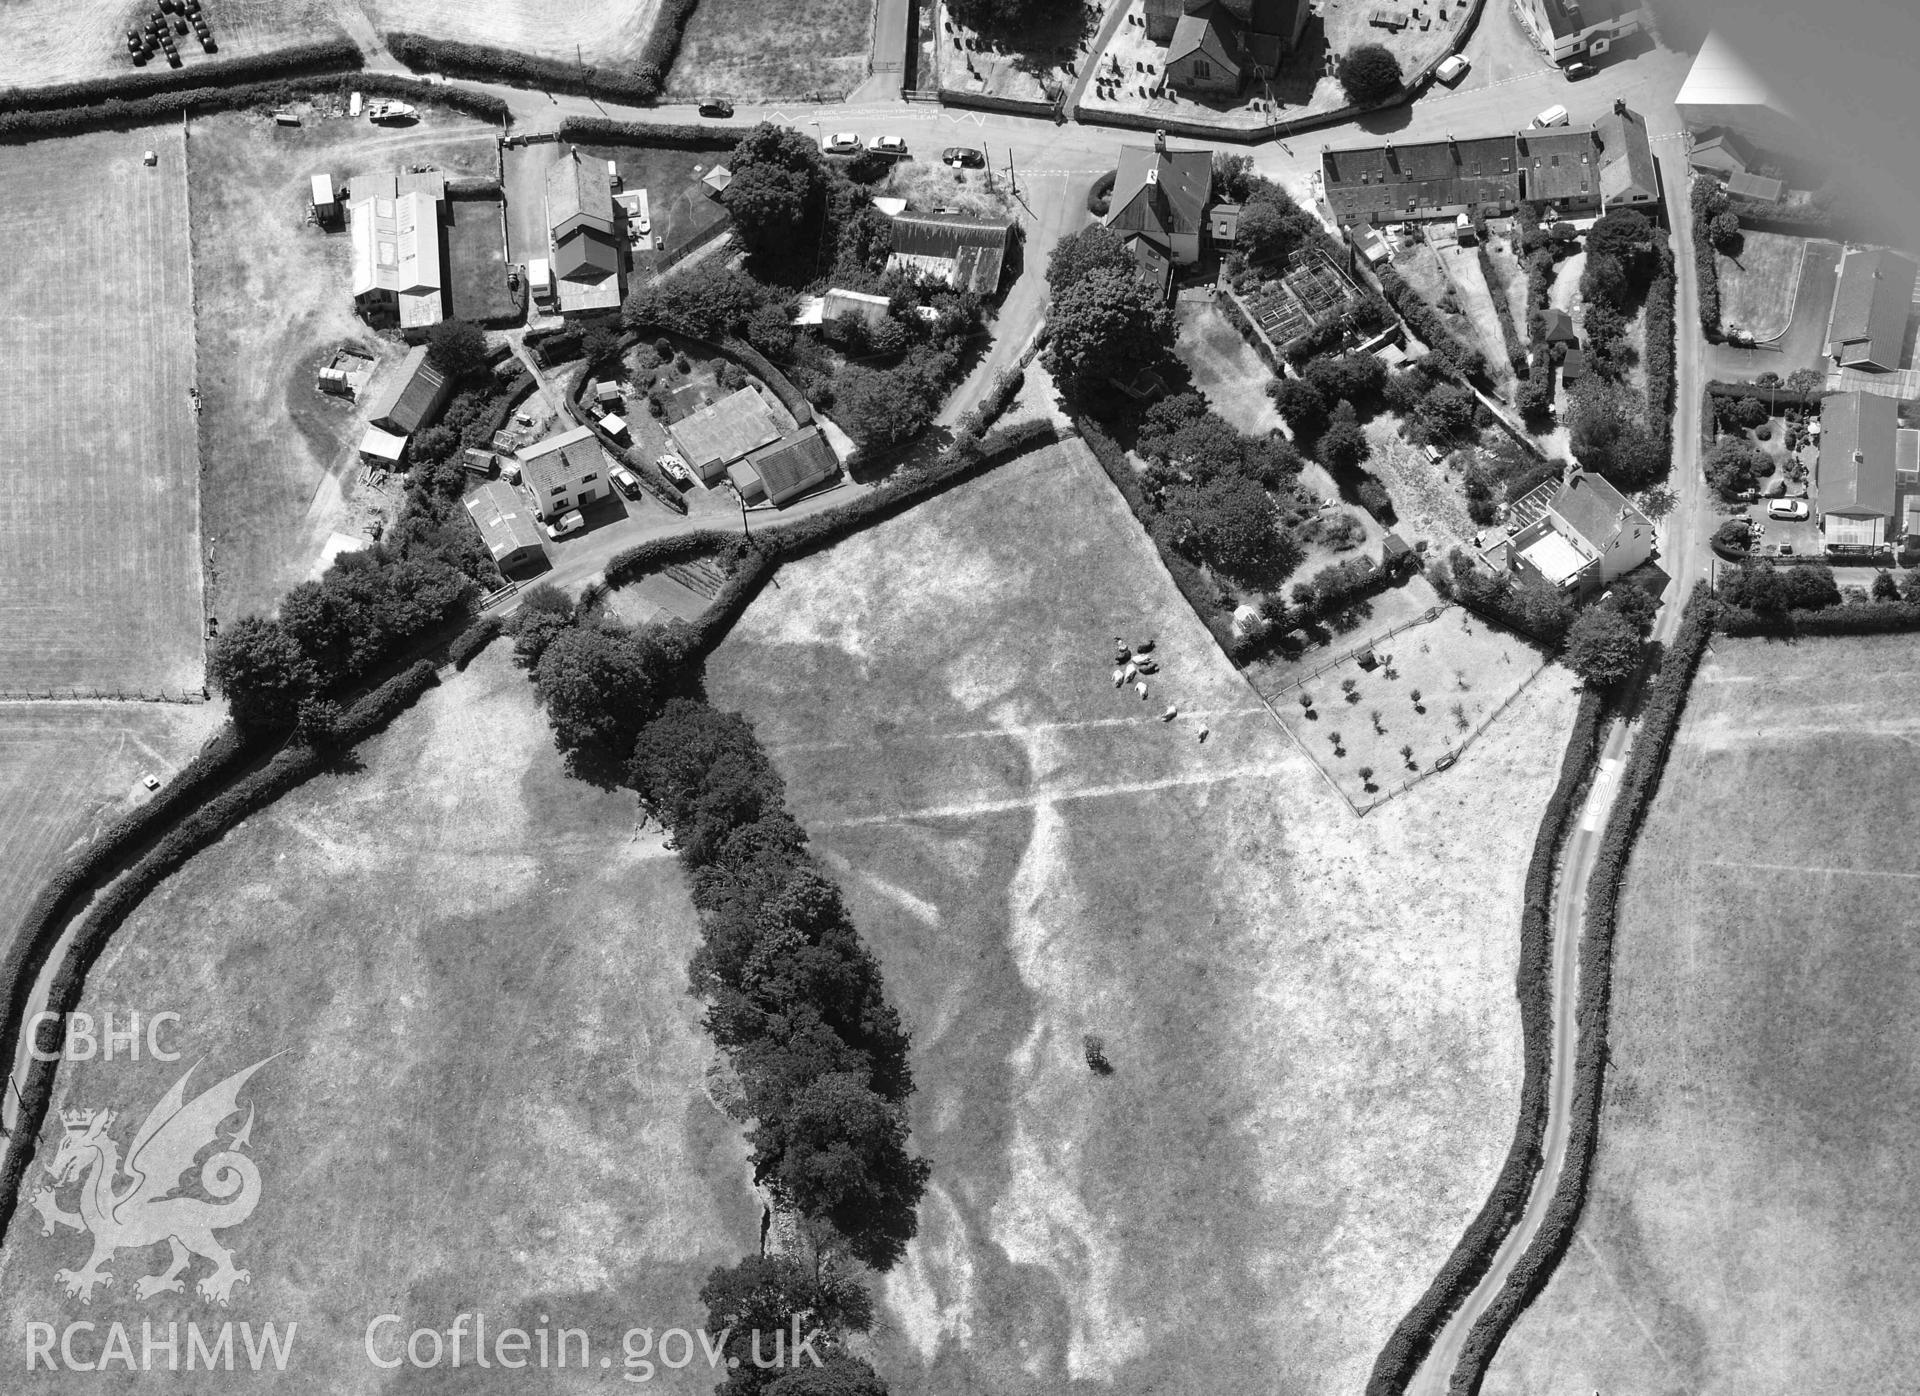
xmin=385 ymin=32 xmax=660 ymax=103
xmin=449 ymin=615 xmax=502 ymax=669
xmin=1378 ymin=265 xmax=1488 ymax=382
xmin=0 ymin=38 xmax=359 ymax=111
xmin=1449 ymin=585 xmax=1716 ymax=1392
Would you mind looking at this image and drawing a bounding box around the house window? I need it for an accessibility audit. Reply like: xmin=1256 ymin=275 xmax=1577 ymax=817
xmin=1193 ymin=61 xmax=1210 ymax=78
xmin=582 ymin=473 xmax=598 ymax=483
xmin=550 ymin=486 xmax=565 ymax=495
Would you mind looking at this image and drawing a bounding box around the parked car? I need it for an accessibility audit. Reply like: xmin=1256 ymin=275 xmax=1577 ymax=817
xmin=546 ymin=509 xmax=586 ymax=539
xmin=658 ymin=453 xmax=695 ymax=488
xmin=1532 ymin=103 xmax=1570 ymax=128
xmin=821 ymin=132 xmax=863 ymax=154
xmin=1562 ymin=59 xmax=1594 ymax=81
xmin=943 ymin=146 xmax=986 ymax=169
xmin=1767 ymin=498 xmax=1811 ymax=521
xmin=698 ymin=97 xmax=735 ymax=118
xmin=1435 ymin=54 xmax=1470 ymax=85
xmin=611 ymin=466 xmax=642 ymax=499
xmin=871 ymin=135 xmax=909 ymax=158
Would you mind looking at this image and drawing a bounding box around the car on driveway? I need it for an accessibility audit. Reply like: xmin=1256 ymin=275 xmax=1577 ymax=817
xmin=871 ymin=135 xmax=909 ymax=158
xmin=943 ymin=146 xmax=986 ymax=168
xmin=1767 ymin=498 xmax=1811 ymax=521
xmin=1435 ymin=55 xmax=1469 ymax=85
xmin=546 ymin=509 xmax=586 ymax=540
xmin=611 ymin=466 xmax=642 ymax=499
xmin=822 ymin=132 xmax=863 ymax=154
xmin=698 ymin=97 xmax=734 ymax=118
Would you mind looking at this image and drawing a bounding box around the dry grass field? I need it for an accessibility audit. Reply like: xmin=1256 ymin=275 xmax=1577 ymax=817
xmin=365 ymin=0 xmax=663 ymax=65
xmin=1486 ymin=635 xmax=1920 ymax=1396
xmin=0 ymin=646 xmax=759 ymax=1392
xmin=0 ymin=0 xmax=348 ymax=91
xmin=0 ymin=702 xmax=224 ymax=959
xmin=0 ymin=127 xmax=205 ymax=695
xmin=187 ymin=106 xmax=498 ymax=623
xmin=663 ymin=0 xmax=870 ymax=102
xmin=705 ymin=438 xmax=1582 ymax=1395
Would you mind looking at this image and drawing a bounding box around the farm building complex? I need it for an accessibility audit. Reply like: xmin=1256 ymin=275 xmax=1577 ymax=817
xmin=886 ymin=211 xmax=1014 ymax=295
xmin=360 ymin=344 xmax=453 ymax=462
xmin=546 ymin=149 xmax=624 ymax=316
xmin=728 ymin=426 xmax=840 ymax=506
xmin=669 ymin=387 xmax=782 ymax=483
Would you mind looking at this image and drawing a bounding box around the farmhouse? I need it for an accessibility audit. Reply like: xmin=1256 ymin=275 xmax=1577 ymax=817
xmin=546 ymin=149 xmax=624 ymax=316
xmin=1817 ymin=391 xmax=1899 ymax=550
xmin=1825 ymin=247 xmax=1916 ymax=372
xmin=1496 ymin=467 xmax=1653 ymax=594
xmin=518 ymin=425 xmax=608 ymax=518
xmin=347 ymin=172 xmax=446 ymax=336
xmin=363 ymin=344 xmax=453 ymax=437
xmin=1519 ymin=0 xmax=1646 ymax=63
xmin=1322 ymin=135 xmax=1520 ymax=226
xmin=726 ymin=426 xmax=840 ymax=506
xmin=1148 ymin=0 xmax=1309 ymax=90
xmin=669 ymin=386 xmax=781 ymax=483
xmin=886 ymin=212 xmax=1013 ymax=295
xmin=463 ymin=479 xmax=549 ymax=573
xmin=1106 ymin=134 xmax=1213 ymax=272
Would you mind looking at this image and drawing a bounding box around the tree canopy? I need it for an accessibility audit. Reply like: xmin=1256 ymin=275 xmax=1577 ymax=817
xmin=1336 ymin=43 xmax=1403 ymax=105
xmin=724 ymin=123 xmax=830 ymax=258
xmin=424 ymin=318 xmax=490 ymax=380
xmin=1042 ymin=265 xmax=1173 ymax=401
xmin=1169 ymin=474 xmax=1298 ymax=583
xmin=1564 ymin=605 xmax=1642 ymax=687
xmin=1045 ymin=223 xmax=1136 ymax=298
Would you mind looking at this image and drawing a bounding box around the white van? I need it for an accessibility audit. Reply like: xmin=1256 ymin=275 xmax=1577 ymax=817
xmin=1532 ymin=104 xmax=1571 ymax=128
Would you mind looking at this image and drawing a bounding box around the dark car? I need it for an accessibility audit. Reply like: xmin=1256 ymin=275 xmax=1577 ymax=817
xmin=698 ymin=97 xmax=735 ymax=118
xmin=1562 ymin=59 xmax=1594 ymax=80
xmin=943 ymin=146 xmax=986 ymax=169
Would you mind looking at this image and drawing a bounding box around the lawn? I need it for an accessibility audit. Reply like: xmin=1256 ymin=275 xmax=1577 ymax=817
xmin=0 ymin=127 xmax=205 ymax=695
xmin=573 ymin=143 xmax=732 ymax=264
xmin=187 ymin=105 xmax=498 ymax=623
xmin=0 ymin=702 xmax=224 ymax=960
xmin=0 ymin=0 xmax=344 ymax=91
xmin=705 ymin=437 xmax=1582 ymax=1396
xmin=445 ymin=193 xmax=517 ymax=323
xmin=366 ymin=0 xmax=663 ymax=65
xmin=663 ymin=0 xmax=870 ymax=101
xmin=0 ymin=645 xmax=760 ymax=1391
xmin=1486 ymin=636 xmax=1920 ymax=1396
xmin=1716 ymin=228 xmax=1806 ymax=341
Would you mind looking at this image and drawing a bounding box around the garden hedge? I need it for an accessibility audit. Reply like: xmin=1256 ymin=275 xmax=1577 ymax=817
xmin=1475 ymin=241 xmax=1529 ymax=372
xmin=1448 ymin=586 xmax=1717 ymax=1394
xmin=1689 ymin=181 xmax=1723 ymax=336
xmin=556 ymin=116 xmax=737 ymax=150
xmin=385 ymin=32 xmax=661 ymax=103
xmin=0 ymin=660 xmax=440 ymax=1247
xmin=449 ymin=615 xmax=502 ymax=668
xmin=1717 ymin=598 xmax=1920 ymax=636
xmin=0 ymin=70 xmax=507 ymax=141
xmin=1368 ymin=686 xmax=1606 ymax=1395
xmin=0 ymin=38 xmax=360 ymax=111
xmin=1644 ymin=242 xmax=1677 ymax=430
xmin=1377 ymin=266 xmax=1488 ymax=383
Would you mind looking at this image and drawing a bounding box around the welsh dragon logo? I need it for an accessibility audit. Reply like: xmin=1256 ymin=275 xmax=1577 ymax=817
xmin=30 ymin=1057 xmax=274 ymax=1306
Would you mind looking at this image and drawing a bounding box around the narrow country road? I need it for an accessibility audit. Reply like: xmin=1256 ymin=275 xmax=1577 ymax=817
xmin=1405 ymin=144 xmax=1712 ymax=1394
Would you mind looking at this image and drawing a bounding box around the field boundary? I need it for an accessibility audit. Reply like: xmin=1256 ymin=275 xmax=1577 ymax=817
xmin=1258 ymin=606 xmax=1448 ymax=697
xmin=1449 ymin=586 xmax=1718 ymax=1393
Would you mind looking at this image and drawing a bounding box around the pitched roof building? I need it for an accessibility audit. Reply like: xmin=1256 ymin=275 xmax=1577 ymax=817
xmin=886 ymin=211 xmax=1013 ymax=295
xmin=517 ymin=424 xmax=608 ymax=518
xmin=1497 ymin=467 xmax=1653 ymax=593
xmin=463 ymin=479 xmax=549 ymax=573
xmin=1321 ymin=135 xmax=1520 ymax=225
xmin=1826 ymin=247 xmax=1916 ymax=372
xmin=347 ymin=173 xmax=446 ymax=336
xmin=363 ymin=344 xmax=453 ymax=437
xmin=1106 ymin=134 xmax=1213 ymax=266
xmin=1521 ymin=0 xmax=1647 ymax=62
xmin=669 ymin=386 xmax=782 ymax=482
xmin=1595 ymin=102 xmax=1659 ymax=208
xmin=1148 ymin=0 xmax=1307 ymax=82
xmin=546 ymin=149 xmax=623 ymax=316
xmin=730 ymin=426 xmax=840 ymax=506
xmin=1817 ymin=391 xmax=1898 ymax=548
xmin=1516 ymin=126 xmax=1602 ymax=209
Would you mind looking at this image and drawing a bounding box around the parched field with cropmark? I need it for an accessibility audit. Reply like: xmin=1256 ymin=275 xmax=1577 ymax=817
xmin=1486 ymin=635 xmax=1920 ymax=1396
xmin=0 ymin=0 xmax=346 ymax=91
xmin=0 ymin=702 xmax=224 ymax=957
xmin=705 ymin=439 xmax=1583 ymax=1396
xmin=0 ymin=128 xmax=205 ymax=695
xmin=664 ymin=0 xmax=870 ymax=102
xmin=366 ymin=0 xmax=664 ymax=65
xmin=186 ymin=105 xmax=499 ymax=622
xmin=0 ymin=646 xmax=759 ymax=1392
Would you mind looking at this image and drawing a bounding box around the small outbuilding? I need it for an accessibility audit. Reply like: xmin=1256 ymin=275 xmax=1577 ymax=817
xmin=359 ymin=426 xmax=407 ymax=466
xmin=464 ymin=479 xmax=549 ymax=574
xmin=310 ymin=174 xmax=338 ymax=221
xmin=701 ymin=164 xmax=733 ymax=198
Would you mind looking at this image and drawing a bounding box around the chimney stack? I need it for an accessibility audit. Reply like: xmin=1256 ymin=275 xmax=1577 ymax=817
xmin=1614 ymin=97 xmax=1627 ymax=116
xmin=1154 ymin=127 xmax=1167 ymax=153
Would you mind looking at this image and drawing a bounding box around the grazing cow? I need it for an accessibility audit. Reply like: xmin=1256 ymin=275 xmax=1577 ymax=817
xmin=1135 ymin=681 xmax=1149 ymax=699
